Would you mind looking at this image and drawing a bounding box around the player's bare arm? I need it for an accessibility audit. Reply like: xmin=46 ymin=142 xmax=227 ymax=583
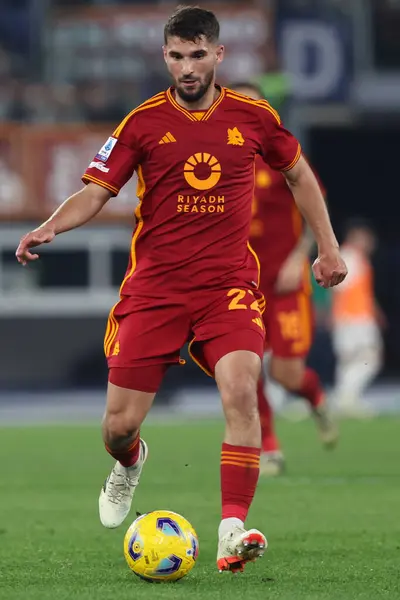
xmin=283 ymin=155 xmax=347 ymax=288
xmin=276 ymin=190 xmax=329 ymax=293
xmin=275 ymin=220 xmax=318 ymax=293
xmin=294 ymin=186 xmax=330 ymax=259
xmin=15 ymin=183 xmax=111 ymax=265
xmin=273 ymin=224 xmax=313 ymax=293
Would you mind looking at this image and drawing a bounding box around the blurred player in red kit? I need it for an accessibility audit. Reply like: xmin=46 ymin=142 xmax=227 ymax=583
xmin=16 ymin=7 xmax=347 ymax=573
xmin=231 ymin=82 xmax=338 ymax=476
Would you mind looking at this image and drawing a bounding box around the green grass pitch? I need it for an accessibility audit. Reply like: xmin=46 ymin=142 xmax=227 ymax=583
xmin=1 ymin=417 xmax=400 ymax=599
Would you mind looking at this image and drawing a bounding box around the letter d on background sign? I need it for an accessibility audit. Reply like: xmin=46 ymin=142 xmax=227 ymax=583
xmin=278 ymin=19 xmax=352 ymax=102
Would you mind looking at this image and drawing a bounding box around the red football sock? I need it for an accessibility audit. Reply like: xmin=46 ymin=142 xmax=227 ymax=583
xmin=221 ymin=443 xmax=260 ymax=522
xmin=257 ymin=378 xmax=280 ymax=453
xmin=295 ymin=368 xmax=324 ymax=409
xmin=105 ymin=433 xmax=140 ymax=467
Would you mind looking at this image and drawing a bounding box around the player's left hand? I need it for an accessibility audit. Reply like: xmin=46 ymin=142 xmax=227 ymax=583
xmin=312 ymin=247 xmax=348 ymax=288
xmin=275 ymin=252 xmax=304 ymax=294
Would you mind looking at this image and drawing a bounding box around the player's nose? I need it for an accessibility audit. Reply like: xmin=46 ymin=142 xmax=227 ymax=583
xmin=181 ymin=58 xmax=194 ymax=76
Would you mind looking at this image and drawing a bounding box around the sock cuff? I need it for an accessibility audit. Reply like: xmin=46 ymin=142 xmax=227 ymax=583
xmin=105 ymin=432 xmax=140 ymax=455
xmin=221 ymin=444 xmax=260 ymax=468
xmin=222 ymin=443 xmax=260 ymax=456
xmin=126 ymin=434 xmax=140 ymax=452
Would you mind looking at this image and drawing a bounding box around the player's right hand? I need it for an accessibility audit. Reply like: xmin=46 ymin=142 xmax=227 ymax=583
xmin=15 ymin=226 xmax=56 ymax=266
xmin=312 ymin=247 xmax=347 ymax=288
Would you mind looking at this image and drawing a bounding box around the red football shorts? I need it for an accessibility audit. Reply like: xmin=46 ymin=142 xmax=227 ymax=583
xmin=262 ymin=285 xmax=315 ymax=358
xmin=106 ymin=286 xmax=265 ymax=392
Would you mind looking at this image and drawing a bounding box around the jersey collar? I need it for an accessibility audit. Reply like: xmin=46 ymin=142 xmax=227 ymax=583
xmin=166 ymin=85 xmax=225 ymax=122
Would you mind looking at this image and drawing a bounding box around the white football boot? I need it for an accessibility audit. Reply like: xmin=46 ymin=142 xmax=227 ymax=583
xmin=217 ymin=525 xmax=268 ymax=573
xmin=260 ymin=450 xmax=285 ymax=476
xmin=313 ymin=402 xmax=339 ymax=449
xmin=99 ymin=439 xmax=148 ymax=529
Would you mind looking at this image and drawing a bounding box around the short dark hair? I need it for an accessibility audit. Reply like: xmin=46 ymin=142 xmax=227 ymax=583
xmin=164 ymin=5 xmax=220 ymax=44
xmin=229 ymin=81 xmax=264 ymax=98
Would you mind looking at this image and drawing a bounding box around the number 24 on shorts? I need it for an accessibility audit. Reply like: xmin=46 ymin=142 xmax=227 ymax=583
xmin=227 ymin=288 xmax=264 ymax=331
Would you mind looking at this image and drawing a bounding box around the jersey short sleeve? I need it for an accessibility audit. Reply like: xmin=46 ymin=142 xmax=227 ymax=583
xmin=82 ymin=117 xmax=142 ymax=196
xmin=258 ymin=102 xmax=301 ymax=172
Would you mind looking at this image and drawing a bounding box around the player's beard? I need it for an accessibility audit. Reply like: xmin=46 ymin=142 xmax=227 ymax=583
xmin=176 ymin=70 xmax=214 ymax=103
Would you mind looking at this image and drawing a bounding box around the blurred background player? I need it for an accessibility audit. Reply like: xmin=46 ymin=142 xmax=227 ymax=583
xmin=331 ymin=219 xmax=385 ymax=417
xmin=231 ymin=82 xmax=338 ymax=476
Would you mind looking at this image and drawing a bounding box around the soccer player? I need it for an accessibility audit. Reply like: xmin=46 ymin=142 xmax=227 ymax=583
xmin=331 ymin=219 xmax=384 ymax=417
xmin=230 ymin=82 xmax=338 ymax=476
xmin=16 ymin=7 xmax=347 ymax=573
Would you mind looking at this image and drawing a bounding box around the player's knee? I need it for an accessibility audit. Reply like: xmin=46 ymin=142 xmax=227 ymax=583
xmin=269 ymin=359 xmax=304 ymax=391
xmin=102 ymin=409 xmax=140 ymax=445
xmin=220 ymin=374 xmax=258 ymax=423
xmin=103 ymin=381 xmax=154 ymax=445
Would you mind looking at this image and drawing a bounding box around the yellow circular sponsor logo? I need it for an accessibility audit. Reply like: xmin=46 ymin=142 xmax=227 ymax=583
xmin=184 ymin=153 xmax=221 ymax=191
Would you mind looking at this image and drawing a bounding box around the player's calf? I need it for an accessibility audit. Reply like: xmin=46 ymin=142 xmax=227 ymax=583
xmin=214 ymin=350 xmax=267 ymax=571
xmin=269 ymin=356 xmax=304 ymax=395
xmin=217 ymin=350 xmax=261 ymax=446
xmin=99 ymin=382 xmax=155 ymax=528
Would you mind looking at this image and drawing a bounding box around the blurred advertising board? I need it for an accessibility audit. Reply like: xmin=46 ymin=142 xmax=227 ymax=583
xmin=0 ymin=124 xmax=138 ymax=222
xmin=1 ymin=4 xmax=276 ymax=221
xmin=45 ymin=4 xmax=275 ymax=95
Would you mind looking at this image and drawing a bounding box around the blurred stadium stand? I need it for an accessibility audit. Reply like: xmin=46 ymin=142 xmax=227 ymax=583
xmin=0 ymin=0 xmax=399 ymax=415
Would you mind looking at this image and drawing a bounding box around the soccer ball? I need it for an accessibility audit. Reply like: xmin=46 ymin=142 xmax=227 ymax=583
xmin=124 ymin=510 xmax=199 ymax=582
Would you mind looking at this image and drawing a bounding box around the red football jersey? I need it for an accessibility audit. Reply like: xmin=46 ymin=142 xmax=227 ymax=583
xmin=82 ymin=86 xmax=301 ymax=294
xmin=249 ymin=156 xmax=325 ymax=289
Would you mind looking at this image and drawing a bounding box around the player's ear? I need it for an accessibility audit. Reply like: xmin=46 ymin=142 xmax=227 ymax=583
xmin=216 ymin=45 xmax=224 ymax=65
xmin=162 ymin=45 xmax=168 ymax=62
